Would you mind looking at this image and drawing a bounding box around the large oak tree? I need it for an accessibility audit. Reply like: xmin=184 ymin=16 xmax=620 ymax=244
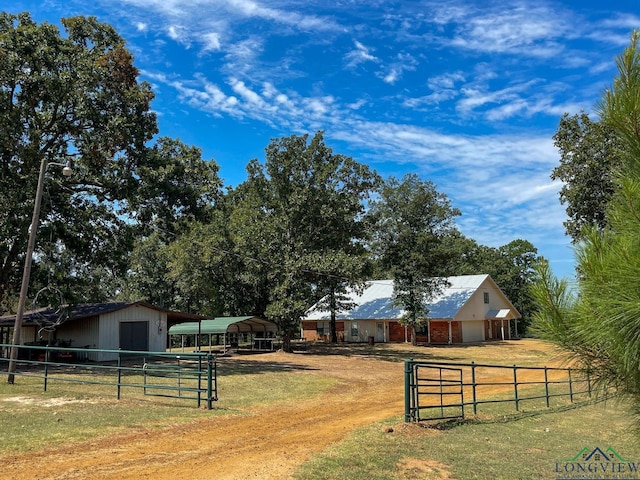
xmin=0 ymin=13 xmax=221 ymax=311
xmin=369 ymin=174 xmax=461 ymax=344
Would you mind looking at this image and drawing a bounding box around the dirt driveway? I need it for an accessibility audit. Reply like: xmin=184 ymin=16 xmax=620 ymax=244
xmin=2 ymin=340 xmax=563 ymax=480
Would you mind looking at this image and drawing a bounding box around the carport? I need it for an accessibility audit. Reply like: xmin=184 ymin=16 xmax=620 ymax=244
xmin=168 ymin=316 xmax=278 ymax=353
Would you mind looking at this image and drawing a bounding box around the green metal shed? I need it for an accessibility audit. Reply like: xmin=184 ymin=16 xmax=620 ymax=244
xmin=168 ymin=317 xmax=278 ymax=352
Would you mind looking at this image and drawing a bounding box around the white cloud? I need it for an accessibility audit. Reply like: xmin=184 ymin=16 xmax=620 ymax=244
xmin=345 ymin=40 xmax=378 ymax=68
xmin=201 ymin=32 xmax=222 ymax=52
xmin=222 ymin=37 xmax=263 ymax=76
xmin=600 ymin=13 xmax=640 ymax=30
xmin=427 ymin=2 xmax=571 ymax=57
xmin=428 ymin=72 xmax=465 ymax=90
xmin=167 ymin=25 xmax=184 ymax=42
xmin=378 ymin=53 xmax=417 ymax=84
xmin=230 ymin=79 xmax=263 ymax=105
xmin=135 ymin=22 xmax=148 ymax=32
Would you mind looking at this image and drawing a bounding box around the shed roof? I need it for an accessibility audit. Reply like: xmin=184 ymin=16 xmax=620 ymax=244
xmin=305 ymin=274 xmax=516 ymax=321
xmin=168 ymin=317 xmax=277 ymax=335
xmin=0 ymin=301 xmax=203 ymax=327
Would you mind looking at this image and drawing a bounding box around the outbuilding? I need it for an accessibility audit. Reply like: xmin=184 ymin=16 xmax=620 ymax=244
xmin=168 ymin=317 xmax=278 ymax=353
xmin=0 ymin=301 xmax=203 ymax=361
xmin=302 ymin=274 xmax=520 ymax=344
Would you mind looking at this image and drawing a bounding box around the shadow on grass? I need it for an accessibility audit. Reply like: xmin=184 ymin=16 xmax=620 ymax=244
xmin=295 ymin=340 xmax=522 ymax=364
xmin=217 ymin=359 xmax=319 ymax=376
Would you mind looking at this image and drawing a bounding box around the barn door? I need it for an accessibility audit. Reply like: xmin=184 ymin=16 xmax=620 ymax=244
xmin=120 ymin=321 xmax=149 ymax=352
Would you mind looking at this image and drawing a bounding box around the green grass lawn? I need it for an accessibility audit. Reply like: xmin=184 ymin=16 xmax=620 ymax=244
xmin=295 ymin=398 xmax=640 ymax=480
xmin=0 ymin=369 xmax=336 ymax=453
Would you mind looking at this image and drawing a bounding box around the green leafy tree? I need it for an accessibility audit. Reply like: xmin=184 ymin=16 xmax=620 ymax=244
xmin=0 ymin=14 xmax=222 ymax=311
xmin=551 ymin=112 xmax=623 ymax=242
xmin=533 ymin=31 xmax=640 ymax=408
xmin=118 ymin=139 xmax=222 ymax=310
xmin=230 ymin=132 xmax=379 ymax=351
xmin=369 ymin=174 xmax=461 ymax=344
xmin=0 ymin=13 xmax=156 ymax=308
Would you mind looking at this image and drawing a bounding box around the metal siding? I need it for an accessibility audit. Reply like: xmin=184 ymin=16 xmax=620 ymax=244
xmin=99 ymin=305 xmax=165 ymax=361
xmin=57 ymin=316 xmax=99 ymax=348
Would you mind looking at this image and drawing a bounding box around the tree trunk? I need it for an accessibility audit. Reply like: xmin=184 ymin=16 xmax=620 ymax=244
xmin=330 ymin=287 xmax=338 ymax=343
xmin=281 ymin=331 xmax=292 ymax=353
xmin=411 ymin=325 xmax=417 ymax=346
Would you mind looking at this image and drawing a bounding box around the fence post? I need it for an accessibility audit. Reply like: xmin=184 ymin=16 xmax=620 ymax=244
xmin=568 ymin=368 xmax=574 ymax=403
xmin=471 ymin=361 xmax=477 ymax=415
xmin=544 ymin=366 xmax=549 ymax=408
xmin=117 ymin=350 xmax=122 ymax=400
xmin=404 ymin=358 xmax=413 ymax=422
xmin=513 ymin=365 xmax=519 ymax=411
xmin=207 ymin=354 xmax=213 ymax=410
xmin=197 ymin=354 xmax=202 ymax=409
xmin=177 ymin=356 xmax=182 ymax=398
xmin=44 ymin=347 xmax=49 ymax=392
xmin=143 ymin=356 xmax=147 ymax=395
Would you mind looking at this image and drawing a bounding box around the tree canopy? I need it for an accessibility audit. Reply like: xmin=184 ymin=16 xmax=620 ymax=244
xmin=227 ymin=132 xmax=379 ymax=351
xmin=551 ymin=112 xmax=623 ymax=242
xmin=369 ymin=174 xmax=461 ymax=344
xmin=0 ymin=13 xmax=220 ymax=309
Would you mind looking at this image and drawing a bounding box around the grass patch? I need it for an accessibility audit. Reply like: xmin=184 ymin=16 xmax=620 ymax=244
xmin=0 ymin=368 xmax=336 ymax=453
xmin=295 ymin=399 xmax=640 ymax=480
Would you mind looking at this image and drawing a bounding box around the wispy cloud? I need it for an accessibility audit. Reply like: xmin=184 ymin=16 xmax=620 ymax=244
xmin=345 ymin=40 xmax=379 ymax=68
xmin=426 ymin=1 xmax=572 ymax=57
xmin=201 ymin=32 xmax=222 ymax=52
xmin=378 ymin=52 xmax=417 ymax=84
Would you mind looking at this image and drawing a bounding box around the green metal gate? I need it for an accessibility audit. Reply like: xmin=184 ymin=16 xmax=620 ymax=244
xmin=405 ymin=362 xmax=464 ymax=422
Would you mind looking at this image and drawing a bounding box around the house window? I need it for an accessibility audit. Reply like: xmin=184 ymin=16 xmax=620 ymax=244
xmin=350 ymin=322 xmax=358 ymax=338
xmin=484 ymin=292 xmax=490 ymax=304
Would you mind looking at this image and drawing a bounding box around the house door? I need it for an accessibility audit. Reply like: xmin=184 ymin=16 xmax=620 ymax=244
xmin=120 ymin=321 xmax=149 ymax=352
xmin=376 ymin=322 xmax=385 ymax=342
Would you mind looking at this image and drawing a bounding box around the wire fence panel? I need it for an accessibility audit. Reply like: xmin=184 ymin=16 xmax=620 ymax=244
xmin=404 ymin=359 xmax=598 ymax=423
xmin=0 ymin=343 xmax=217 ymax=409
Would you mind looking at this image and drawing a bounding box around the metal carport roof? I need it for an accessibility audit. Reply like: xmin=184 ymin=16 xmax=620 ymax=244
xmin=168 ymin=316 xmax=277 ymax=335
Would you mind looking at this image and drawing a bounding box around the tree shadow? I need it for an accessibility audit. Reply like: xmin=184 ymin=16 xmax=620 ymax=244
xmin=294 ymin=340 xmax=522 ymax=364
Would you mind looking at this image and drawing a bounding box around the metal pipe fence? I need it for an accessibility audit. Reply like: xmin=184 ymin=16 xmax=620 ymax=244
xmin=0 ymin=343 xmax=217 ymax=409
xmin=404 ymin=359 xmax=600 ymax=423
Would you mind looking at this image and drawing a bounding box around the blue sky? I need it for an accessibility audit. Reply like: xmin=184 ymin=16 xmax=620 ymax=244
xmin=7 ymin=0 xmax=640 ymax=280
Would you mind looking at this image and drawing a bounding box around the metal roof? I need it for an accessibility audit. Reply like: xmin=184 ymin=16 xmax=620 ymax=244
xmin=168 ymin=317 xmax=278 ymax=335
xmin=486 ymin=308 xmax=514 ymax=319
xmin=0 ymin=301 xmax=204 ymax=327
xmin=305 ymin=274 xmax=493 ymax=321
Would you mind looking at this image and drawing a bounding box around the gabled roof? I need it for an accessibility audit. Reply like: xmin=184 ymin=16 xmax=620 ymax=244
xmin=305 ymin=274 xmax=516 ymax=321
xmin=0 ymin=301 xmax=204 ymax=326
xmin=168 ymin=317 xmax=277 ymax=335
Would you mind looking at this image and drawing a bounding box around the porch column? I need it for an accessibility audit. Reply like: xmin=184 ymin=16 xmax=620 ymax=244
xmin=500 ymin=319 xmax=505 ymax=340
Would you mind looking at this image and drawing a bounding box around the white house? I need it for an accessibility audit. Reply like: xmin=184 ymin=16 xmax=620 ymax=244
xmin=302 ymin=274 xmax=520 ymax=344
xmin=0 ymin=301 xmax=203 ymax=361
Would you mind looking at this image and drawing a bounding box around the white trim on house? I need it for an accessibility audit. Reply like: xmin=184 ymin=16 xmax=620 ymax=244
xmin=302 ymin=274 xmax=521 ymax=344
